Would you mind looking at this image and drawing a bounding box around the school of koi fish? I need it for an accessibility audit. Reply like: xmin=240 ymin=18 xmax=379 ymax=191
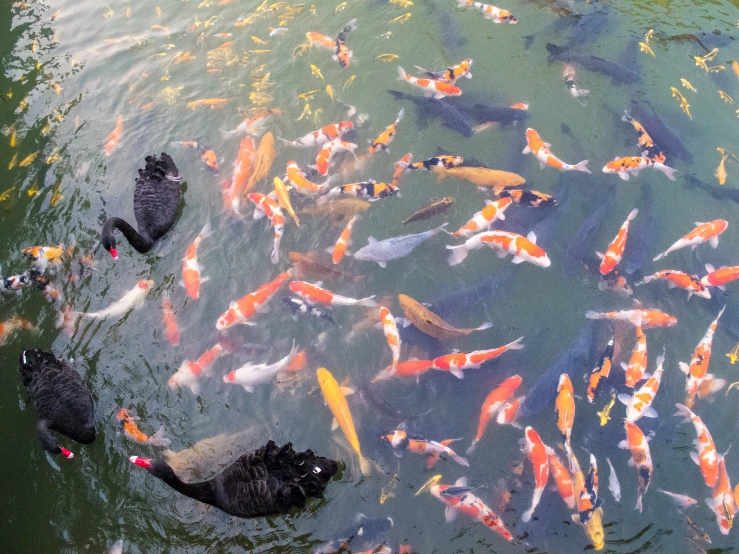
xmin=4 ymin=0 xmax=739 ymax=552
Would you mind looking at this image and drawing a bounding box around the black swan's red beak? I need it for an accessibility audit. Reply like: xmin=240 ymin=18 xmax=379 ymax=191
xmin=60 ymin=447 xmax=74 ymax=459
xmin=130 ymin=456 xmax=152 ymax=468
xmin=109 ymin=248 xmax=118 ymax=261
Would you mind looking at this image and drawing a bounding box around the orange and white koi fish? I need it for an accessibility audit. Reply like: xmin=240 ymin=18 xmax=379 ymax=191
xmin=392 ymin=153 xmax=413 ymax=187
xmin=382 ymin=423 xmax=469 ymax=468
xmin=621 ymin=111 xmax=666 ymax=163
xmin=223 ymin=342 xmax=298 ymax=392
xmin=330 ymin=214 xmax=359 ymax=264
xmin=168 ymin=343 xmax=225 ymax=394
xmin=673 ymin=403 xmax=719 ymax=488
xmin=117 ymin=409 xmax=170 ymax=446
xmin=456 ymin=0 xmax=517 ymax=23
xmin=379 ymin=306 xmax=401 ymax=369
xmin=701 ymin=264 xmax=739 ymax=290
xmin=637 ymin=270 xmax=710 ymax=299
xmin=428 ymin=477 xmax=513 ymax=541
xmin=452 ymin=198 xmax=512 ymax=238
xmin=324 ymin=181 xmax=399 ymax=202
xmin=586 ymin=308 xmax=677 ymax=328
xmin=556 ymin=373 xmax=576 ymax=466
xmin=226 ymin=137 xmax=255 ymax=214
xmin=547 ymin=446 xmax=577 ymax=510
xmin=316 ymin=366 xmax=370 ymax=475
xmin=222 ymin=109 xmax=275 ymax=137
xmin=621 ymin=316 xmax=647 ymax=388
xmin=496 ymin=395 xmax=524 ymax=428
xmin=162 ymin=296 xmax=180 ymax=346
xmin=0 ymin=317 xmax=35 ymax=346
xmin=521 ymin=426 xmax=549 ymax=522
xmin=653 ymin=220 xmax=728 ymax=261
xmin=312 ymin=139 xmax=358 ymax=176
xmin=467 ymin=375 xmax=522 ymax=453
xmin=598 ymin=208 xmax=638 ymax=275
xmin=371 ymin=358 xmax=435 ymax=383
xmin=432 ymin=337 xmax=524 ymax=378
xmin=216 ymin=272 xmax=291 ymax=330
xmin=706 ymin=454 xmax=736 ymax=535
xmin=289 ymin=280 xmax=377 ymax=307
xmin=657 ymin=489 xmax=697 ymax=509
xmin=333 ymin=19 xmax=357 ymax=67
xmin=587 ymin=337 xmax=614 ymax=403
xmin=306 ymin=31 xmax=336 ymax=49
xmin=369 ymin=108 xmax=404 ymax=154
xmin=414 ymin=58 xmax=473 ymax=85
xmin=181 ymin=222 xmax=212 ymax=300
xmin=578 ymin=454 xmax=601 ymax=524
xmin=22 ymin=246 xmax=64 ymax=273
xmin=619 ymin=350 xmax=664 ymax=422
xmin=447 ymin=230 xmax=551 ymax=267
xmin=397 ymin=67 xmax=462 ymax=99
xmin=399 ymin=155 xmax=463 ymax=171
xmin=247 ymin=192 xmax=284 ymax=264
xmin=103 ymin=114 xmax=124 ymax=155
xmin=285 ymin=160 xmax=331 ymax=194
xmin=498 ymin=188 xmax=556 ymax=208
xmin=680 ymin=307 xmax=724 ymax=406
xmin=602 ymin=156 xmax=676 ymax=181
xmin=279 ymin=121 xmax=354 ymax=148
xmin=563 ymin=64 xmax=589 ymax=101
xmin=619 ymin=420 xmax=653 ymax=512
xmin=523 ymin=128 xmax=590 ymax=173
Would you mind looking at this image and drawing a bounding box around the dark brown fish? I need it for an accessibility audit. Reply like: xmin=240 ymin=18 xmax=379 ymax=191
xmin=402 ymin=197 xmax=455 ymax=225
xmin=288 ymin=252 xmax=363 ymax=282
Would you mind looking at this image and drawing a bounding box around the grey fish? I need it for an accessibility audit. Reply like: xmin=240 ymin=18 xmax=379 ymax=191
xmin=627 ymin=96 xmax=693 ymax=162
xmin=546 ymin=43 xmax=641 ymax=84
xmin=387 ymin=90 xmax=474 ymax=138
xmin=353 ymin=223 xmax=448 ymax=268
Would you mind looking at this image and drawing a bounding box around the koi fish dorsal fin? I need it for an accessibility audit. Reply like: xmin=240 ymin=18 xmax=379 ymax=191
xmin=527 ymin=231 xmax=537 ymax=244
xmin=454 ymin=477 xmax=468 ymax=487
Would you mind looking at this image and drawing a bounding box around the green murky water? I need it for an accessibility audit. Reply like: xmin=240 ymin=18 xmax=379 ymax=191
xmin=2 ymin=0 xmax=739 ymax=552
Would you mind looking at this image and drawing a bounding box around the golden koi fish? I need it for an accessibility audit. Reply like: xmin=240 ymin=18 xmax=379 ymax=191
xmin=398 ymin=294 xmax=491 ymax=340
xmin=597 ymin=392 xmax=616 ymax=426
xmin=390 ymin=12 xmax=411 ymax=23
xmin=432 ymin=165 xmax=525 ymax=191
xmin=671 ymin=87 xmax=692 ymax=119
xmin=243 ymin=132 xmax=275 ymax=194
xmin=18 ymin=150 xmax=39 ymax=167
xmin=716 ymin=147 xmax=729 ymax=185
xmin=680 ymin=78 xmax=697 ymax=92
xmin=273 ymin=176 xmax=299 ymax=226
xmin=186 ymin=98 xmax=229 ymax=109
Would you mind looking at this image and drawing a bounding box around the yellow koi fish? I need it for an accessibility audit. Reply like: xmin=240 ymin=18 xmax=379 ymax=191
xmin=680 ymin=78 xmax=696 ymax=93
xmin=326 ymin=84 xmax=334 ymax=100
xmin=597 ymin=393 xmax=616 ymax=426
xmin=375 ymin=54 xmax=399 ymax=62
xmin=717 ymin=147 xmax=729 ymax=185
xmin=719 ymin=90 xmax=734 ymax=103
xmin=310 ymin=64 xmax=324 ymax=80
xmin=273 ymin=177 xmax=299 ymax=226
xmin=639 ymin=42 xmax=655 ymax=57
xmin=390 ymin=12 xmax=412 ymax=23
xmin=343 ymin=75 xmax=355 ymax=89
xmin=18 ymin=150 xmax=39 ymax=167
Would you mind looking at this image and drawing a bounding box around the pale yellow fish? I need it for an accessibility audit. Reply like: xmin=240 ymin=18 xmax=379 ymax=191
xmin=148 ymin=53 xmax=167 ymax=59
xmin=671 ymin=87 xmax=692 ymax=119
xmin=31 ymin=37 xmax=37 ymax=53
xmin=390 ymin=12 xmax=411 ymax=23
xmin=733 ymin=61 xmax=739 ymax=82
xmin=251 ymin=35 xmax=268 ymax=44
xmin=639 ymin=42 xmax=655 ymax=57
xmin=198 ymin=0 xmax=212 ymax=7
xmin=716 ymin=148 xmax=728 ymax=185
xmin=17 ymin=96 xmax=28 ymax=112
xmin=293 ymin=43 xmax=310 ymax=57
xmin=644 ymin=28 xmax=654 ymax=44
xmin=326 ymin=84 xmax=334 ymax=100
xmin=680 ymin=78 xmax=696 ymax=93
xmin=204 ymin=16 xmax=220 ymax=27
xmin=10 ymin=128 xmax=16 ymax=147
xmin=0 ymin=187 xmax=16 ymax=203
xmin=103 ymin=5 xmax=114 ymax=18
xmin=274 ymin=177 xmax=300 ymax=226
xmin=310 ymin=4 xmax=316 ymax=15
xmin=707 ymin=65 xmax=725 ymax=73
xmin=250 ymin=63 xmax=268 ymax=77
xmin=310 ymin=64 xmax=324 ymax=80
xmin=50 ymin=181 xmax=63 ymax=207
xmin=126 ymin=7 xmax=131 ymax=18
xmin=256 ymin=0 xmax=269 ymax=10
xmin=298 ymin=89 xmax=320 ymax=100
xmin=727 ymin=342 xmax=739 ymax=364
xmin=312 ymin=108 xmax=323 ymax=127
xmin=378 ymin=31 xmax=392 ymax=39
xmin=335 ymin=2 xmax=347 ymax=13
xmin=173 ymin=51 xmax=195 ymax=64
xmin=8 ymin=152 xmax=18 ymax=169
xmin=719 ymin=90 xmax=734 ymax=103
xmin=19 ymin=150 xmax=39 ymax=167
xmin=251 ymin=73 xmax=274 ymax=91
xmin=41 ymin=121 xmax=52 ymax=135
xmin=249 ymin=91 xmax=272 ymax=105
xmin=343 ymin=74 xmax=355 ymax=89
xmin=296 ymin=103 xmax=311 ymax=121
xmin=50 ymin=82 xmax=63 ymax=94
xmin=50 ymin=8 xmax=61 ymax=20
xmin=248 ymin=49 xmax=271 ymax=54
xmin=375 ymin=53 xmax=399 ymax=62
xmin=27 ymin=180 xmax=39 ymax=196
xmin=45 ymin=151 xmax=60 ymax=164
xmin=390 ymin=0 xmax=413 ymax=6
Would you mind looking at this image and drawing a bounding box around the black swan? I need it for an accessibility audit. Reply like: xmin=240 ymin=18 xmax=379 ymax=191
xmin=20 ymin=349 xmax=96 ymax=458
xmin=101 ymin=152 xmax=183 ymax=260
xmin=130 ymin=440 xmax=338 ymax=518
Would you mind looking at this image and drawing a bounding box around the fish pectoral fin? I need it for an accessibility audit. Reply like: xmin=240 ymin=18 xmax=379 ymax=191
xmin=678 ymin=362 xmax=690 ymax=374
xmin=393 ymin=448 xmax=404 ymax=458
xmin=627 ymin=458 xmax=635 ymax=467
xmin=200 ymin=276 xmax=210 ymax=284
xmin=444 ymin=505 xmax=458 ymax=523
xmin=690 ymin=451 xmax=700 ymax=466
xmin=367 ymin=236 xmax=377 ymax=244
xmin=426 ymin=454 xmax=440 ymax=469
xmin=617 ymin=439 xmax=629 ymax=450
xmin=331 ymin=417 xmax=339 ymax=431
xmin=522 ymin=146 xmax=531 ymax=154
xmin=539 ymin=161 xmax=547 ymax=169
xmin=511 ymin=255 xmax=525 ymax=264
xmin=709 ymin=236 xmax=719 ymax=248
xmin=377 ymin=261 xmax=388 ymax=268
xmin=617 ymin=393 xmax=632 ymax=406
xmin=243 ymin=385 xmax=254 ymax=393
xmin=618 ymin=171 xmax=630 ymax=181
xmin=340 ymin=386 xmax=355 ymax=396
xmin=450 ymin=369 xmax=464 ymax=379
xmin=257 ymin=304 xmax=271 ymax=313
xmin=642 ymin=407 xmax=658 ymax=418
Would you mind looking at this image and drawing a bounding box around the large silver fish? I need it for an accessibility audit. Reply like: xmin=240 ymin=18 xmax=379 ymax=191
xmin=353 ymin=224 xmax=448 ymax=268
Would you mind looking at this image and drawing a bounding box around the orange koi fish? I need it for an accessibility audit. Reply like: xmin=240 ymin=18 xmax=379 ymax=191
xmin=330 ymin=214 xmax=360 ymax=264
xmin=547 ymin=446 xmax=577 ymax=510
xmin=496 ymin=395 xmax=524 ymax=428
xmin=392 ymin=153 xmax=412 ymax=187
xmin=556 ymin=373 xmax=576 ymax=466
xmin=701 ymin=264 xmax=739 ymax=290
xmin=289 ymin=281 xmax=377 ymax=307
xmin=216 ymin=272 xmax=291 ymax=330
xmin=0 ymin=317 xmax=35 ymax=346
xmin=586 ymin=308 xmax=677 ymax=328
xmin=181 ymin=222 xmax=212 ymax=300
xmin=521 ymin=426 xmax=550 ymax=522
xmin=638 ymin=269 xmax=710 ymax=299
xmin=603 ymin=156 xmax=676 ymax=181
xmin=452 ymin=198 xmax=512 ymax=238
xmin=456 ymin=0 xmax=517 ymax=23
xmin=168 ymin=343 xmax=225 ymax=394
xmin=22 ymin=245 xmax=64 ymax=271
xmin=247 ymin=192 xmax=284 ymax=264
xmin=382 ymin=423 xmax=468 ymax=468
xmin=279 ymin=121 xmax=354 ymax=148
xmin=432 ymin=337 xmax=524 ymax=378
xmin=619 ymin=421 xmax=653 ymax=512
xmin=172 ymin=141 xmax=219 ymax=173
xmin=621 ymin=111 xmax=666 ymax=163
xmin=680 ymin=307 xmax=724 ymax=406
xmin=285 ymin=160 xmax=331 ymax=194
xmin=162 ymin=296 xmax=180 ymax=346
xmin=369 ymin=108 xmax=404 ymax=153
xmin=653 ymin=220 xmax=728 ymax=261
xmin=414 ymin=58 xmax=473 ymax=85
xmin=619 ymin=350 xmax=664 ymax=422
xmin=598 ymin=208 xmax=638 ymax=275
xmin=397 ymin=67 xmax=462 ymax=99
xmin=447 ymin=230 xmax=551 ymax=267
xmin=379 ymin=306 xmax=401 ymax=369
xmin=227 ymin=137 xmax=255 ymax=214
xmin=306 ymin=31 xmax=336 ymax=49
xmin=578 ymin=454 xmax=601 ymax=523
xmin=312 ymin=139 xmax=358 ymax=176
xmin=674 ymin=403 xmax=719 ymax=488
xmin=523 ymin=128 xmax=590 ymax=173
xmin=117 ymin=409 xmax=170 ymax=446
xmin=324 ymin=181 xmax=399 ymax=201
xmin=706 ymin=454 xmax=736 ymax=535
xmin=371 ymin=358 xmax=435 ymax=383
xmin=621 ymin=316 xmax=648 ymax=388
xmin=587 ymin=337 xmax=614 ymax=403
xmin=467 ymin=375 xmax=522 ymax=454
xmin=428 ymin=477 xmax=513 ymax=541
xmin=103 ymin=115 xmax=123 ymax=155
xmin=399 ymin=155 xmax=463 ymax=171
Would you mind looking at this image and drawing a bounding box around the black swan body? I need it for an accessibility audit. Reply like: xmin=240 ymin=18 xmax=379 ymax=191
xmin=130 ymin=441 xmax=338 ymax=518
xmin=20 ymin=349 xmax=96 ymax=458
xmin=101 ymin=152 xmax=183 ymax=260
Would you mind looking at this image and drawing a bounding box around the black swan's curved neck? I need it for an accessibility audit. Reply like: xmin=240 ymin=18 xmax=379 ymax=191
xmin=37 ymin=419 xmax=60 ymax=455
xmin=102 ymin=217 xmax=154 ymax=253
xmin=158 ymin=467 xmax=219 ymax=506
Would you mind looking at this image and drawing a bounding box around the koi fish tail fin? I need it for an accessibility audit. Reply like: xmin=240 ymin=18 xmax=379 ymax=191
xmin=359 ymin=296 xmax=377 ymax=308
xmin=506 ymin=336 xmax=525 ymax=351
xmin=673 ymin=402 xmax=693 ymax=423
xmin=621 ymin=111 xmax=633 ymax=123
xmin=271 ymin=245 xmax=280 ymax=265
xmin=575 ymin=160 xmax=591 ymax=174
xmin=56 ymin=304 xmax=80 ymax=336
xmin=146 ymin=426 xmax=172 ymax=447
xmin=397 ymin=66 xmax=408 ymax=81
xmin=359 ymin=454 xmax=372 ymax=476
xmin=659 ymin=165 xmax=677 ymax=181
xmin=276 ymin=136 xmax=293 ymax=146
xmin=585 ymin=311 xmax=605 ymax=320
xmin=414 ymin=64 xmax=430 ymax=76
xmin=456 ymin=0 xmax=471 ymax=7
xmin=466 ymin=439 xmax=479 ymax=456
xmin=475 ymin=321 xmax=493 ymax=332
xmin=452 ymin=453 xmax=470 ymax=467
xmin=521 ymin=508 xmax=534 ymax=523
xmin=652 ymin=251 xmax=667 ymax=262
xmin=446 ymin=244 xmax=468 ymax=266
xmin=635 ymin=276 xmax=653 ymax=286
xmin=545 ymin=43 xmax=567 ymax=58
xmin=627 ymin=208 xmax=639 ymax=221
xmin=396 ymin=107 xmax=405 ymax=123
xmin=635 ymin=495 xmax=643 ymax=513
xmin=199 ymin=221 xmax=213 ymax=240
xmin=344 ymin=18 xmax=358 ymax=34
